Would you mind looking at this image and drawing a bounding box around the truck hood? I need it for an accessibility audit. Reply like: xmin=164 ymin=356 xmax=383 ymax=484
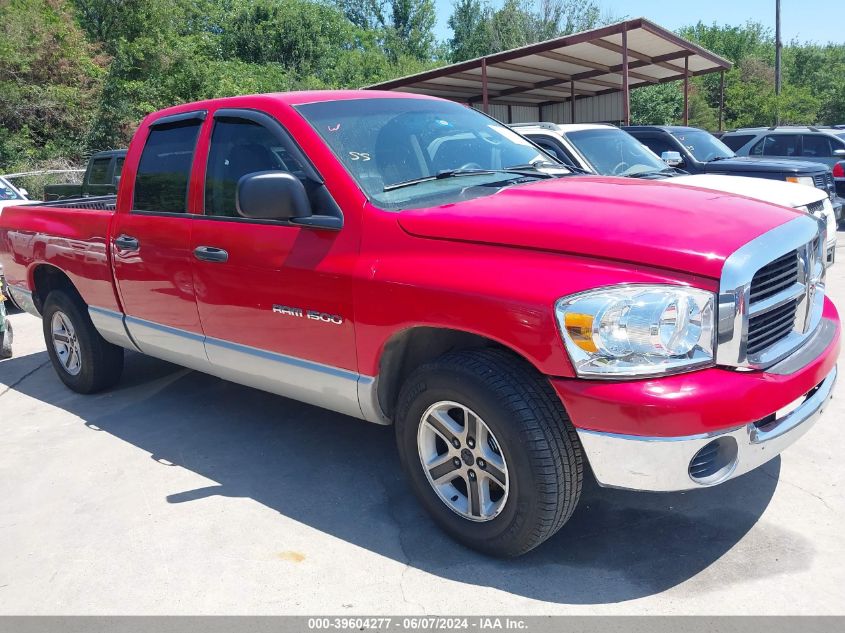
xmin=668 ymin=174 xmax=826 ymax=208
xmin=397 ymin=176 xmax=803 ymax=279
xmin=701 ymin=156 xmax=828 ymax=174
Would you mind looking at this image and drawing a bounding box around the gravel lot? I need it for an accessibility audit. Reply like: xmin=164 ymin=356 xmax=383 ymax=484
xmin=1 ymin=240 xmax=843 ymax=615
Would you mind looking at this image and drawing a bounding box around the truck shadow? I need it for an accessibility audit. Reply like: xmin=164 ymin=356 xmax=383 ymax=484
xmin=1 ymin=350 xmax=802 ymax=605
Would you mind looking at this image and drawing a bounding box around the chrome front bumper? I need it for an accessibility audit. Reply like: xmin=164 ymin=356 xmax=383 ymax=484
xmin=578 ymin=365 xmax=837 ymax=492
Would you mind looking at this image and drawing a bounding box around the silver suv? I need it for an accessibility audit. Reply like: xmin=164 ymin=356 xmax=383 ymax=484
xmin=722 ymin=126 xmax=845 ymax=170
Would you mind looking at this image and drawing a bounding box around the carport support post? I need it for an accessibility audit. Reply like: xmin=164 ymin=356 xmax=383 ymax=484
xmin=481 ymin=58 xmax=489 ymax=114
xmin=570 ymin=80 xmax=575 ymax=123
xmin=683 ymin=55 xmax=690 ymax=125
xmin=622 ymin=24 xmax=630 ymax=125
xmin=719 ymin=70 xmax=725 ymax=131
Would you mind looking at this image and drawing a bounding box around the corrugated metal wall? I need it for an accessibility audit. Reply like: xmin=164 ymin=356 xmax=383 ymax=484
xmin=473 ymin=92 xmax=622 ymax=125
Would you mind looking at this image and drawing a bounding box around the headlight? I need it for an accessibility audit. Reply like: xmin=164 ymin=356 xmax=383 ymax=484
xmin=555 ymin=285 xmax=716 ymax=377
xmin=786 ymin=176 xmax=815 ymax=188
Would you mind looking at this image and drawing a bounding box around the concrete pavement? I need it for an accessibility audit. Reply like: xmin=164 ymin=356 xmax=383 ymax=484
xmin=1 ymin=244 xmax=843 ymax=615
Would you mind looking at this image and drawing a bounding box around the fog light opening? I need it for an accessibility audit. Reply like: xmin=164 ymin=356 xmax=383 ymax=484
xmin=688 ymin=437 xmax=739 ymax=486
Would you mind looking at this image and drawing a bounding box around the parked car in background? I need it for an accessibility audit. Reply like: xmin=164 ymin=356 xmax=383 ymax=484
xmin=513 ymin=122 xmax=837 ymax=265
xmin=43 ymin=149 xmax=126 ymax=202
xmin=0 ymin=175 xmax=38 ymax=309
xmin=622 ymin=126 xmax=841 ymax=219
xmin=835 ymin=161 xmax=845 ymax=225
xmin=721 ymin=126 xmax=845 ymax=171
xmin=0 ymin=175 xmax=33 ymax=211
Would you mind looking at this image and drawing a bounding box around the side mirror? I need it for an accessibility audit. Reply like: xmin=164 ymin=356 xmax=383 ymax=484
xmin=833 ymin=148 xmax=845 ymax=157
xmin=661 ymin=151 xmax=684 ymax=167
xmin=236 ymin=171 xmax=311 ymax=221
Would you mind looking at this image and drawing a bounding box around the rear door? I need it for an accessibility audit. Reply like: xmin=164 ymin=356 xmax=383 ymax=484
xmin=800 ymin=134 xmax=836 ymax=168
xmin=111 ymin=112 xmax=208 ymax=367
xmin=188 ymin=108 xmax=361 ymax=416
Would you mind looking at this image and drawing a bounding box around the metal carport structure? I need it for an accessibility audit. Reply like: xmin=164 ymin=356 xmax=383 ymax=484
xmin=367 ymin=18 xmax=732 ymax=128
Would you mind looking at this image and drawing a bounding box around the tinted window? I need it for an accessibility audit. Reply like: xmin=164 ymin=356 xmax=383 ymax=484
xmin=529 ymin=136 xmax=576 ymax=166
xmin=88 ymin=158 xmax=111 ymax=185
xmin=721 ymin=134 xmax=755 ymax=151
xmin=668 ymin=129 xmax=733 ymax=161
xmin=134 ymin=121 xmax=202 ymax=213
xmin=114 ymin=157 xmax=125 ymax=179
xmin=801 ymin=134 xmax=832 ymax=158
xmin=636 ymin=136 xmax=679 ymax=158
xmin=760 ymin=134 xmax=800 ymax=157
xmin=205 ymin=118 xmax=306 ymax=217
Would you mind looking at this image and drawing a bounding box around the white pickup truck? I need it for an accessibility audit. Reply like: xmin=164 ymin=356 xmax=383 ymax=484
xmin=514 ymin=122 xmax=838 ymax=266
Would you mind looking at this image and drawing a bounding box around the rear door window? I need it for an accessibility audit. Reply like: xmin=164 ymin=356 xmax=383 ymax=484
xmin=88 ymin=158 xmax=111 ymax=185
xmin=134 ymin=120 xmax=203 ymax=213
xmin=801 ymin=134 xmax=832 ymax=158
xmin=721 ymin=134 xmax=755 ymax=152
xmin=758 ymin=134 xmax=800 ymax=157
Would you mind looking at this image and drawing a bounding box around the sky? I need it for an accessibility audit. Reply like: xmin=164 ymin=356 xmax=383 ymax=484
xmin=432 ymin=0 xmax=845 ymax=45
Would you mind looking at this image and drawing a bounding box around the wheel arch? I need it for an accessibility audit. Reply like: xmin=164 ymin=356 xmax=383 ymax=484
xmin=375 ymin=326 xmax=543 ymax=421
xmin=29 ymin=264 xmax=82 ymax=314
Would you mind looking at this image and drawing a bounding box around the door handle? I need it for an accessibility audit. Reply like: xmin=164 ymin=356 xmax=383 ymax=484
xmin=114 ymin=234 xmax=139 ymax=250
xmin=194 ymin=245 xmax=229 ymax=263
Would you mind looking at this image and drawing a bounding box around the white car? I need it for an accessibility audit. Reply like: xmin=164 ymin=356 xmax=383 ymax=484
xmin=513 ymin=122 xmax=838 ymax=266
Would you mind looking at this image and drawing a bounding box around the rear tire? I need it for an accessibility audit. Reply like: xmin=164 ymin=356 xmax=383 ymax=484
xmin=41 ymin=290 xmax=124 ymax=393
xmin=395 ymin=348 xmax=583 ymax=557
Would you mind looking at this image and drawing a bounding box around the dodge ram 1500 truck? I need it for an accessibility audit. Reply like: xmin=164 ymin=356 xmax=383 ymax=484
xmin=0 ymin=91 xmax=840 ymax=557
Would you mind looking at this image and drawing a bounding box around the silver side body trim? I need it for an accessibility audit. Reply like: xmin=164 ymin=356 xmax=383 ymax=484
xmin=8 ymin=286 xmax=39 ymax=318
xmin=204 ymin=335 xmax=366 ymax=421
xmin=717 ymin=215 xmax=827 ymax=369
xmin=125 ymin=315 xmax=208 ymax=369
xmin=88 ymin=307 xmax=140 ymax=351
xmin=578 ymin=365 xmax=837 ymax=492
xmin=89 ymin=311 xmax=388 ymax=424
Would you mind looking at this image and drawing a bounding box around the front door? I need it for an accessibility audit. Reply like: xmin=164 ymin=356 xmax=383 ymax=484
xmin=111 ymin=113 xmax=207 ymax=368
xmin=189 ymin=109 xmax=360 ymax=416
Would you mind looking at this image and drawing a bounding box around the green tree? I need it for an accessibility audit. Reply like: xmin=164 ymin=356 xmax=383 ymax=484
xmin=0 ymin=0 xmax=105 ymax=169
xmin=630 ymin=82 xmax=682 ymax=125
xmin=448 ymin=0 xmax=609 ymax=62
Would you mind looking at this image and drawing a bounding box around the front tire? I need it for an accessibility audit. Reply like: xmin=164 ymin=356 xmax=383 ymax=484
xmin=395 ymin=348 xmax=583 ymax=557
xmin=41 ymin=290 xmax=124 ymax=393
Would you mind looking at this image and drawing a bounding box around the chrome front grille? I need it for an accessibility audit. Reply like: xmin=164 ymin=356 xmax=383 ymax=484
xmin=747 ymin=298 xmax=798 ymax=355
xmin=812 ymin=172 xmax=836 ymax=199
xmin=717 ymin=216 xmax=826 ymax=369
xmin=806 ymin=200 xmax=825 ymax=213
xmin=749 ymin=250 xmax=799 ymax=304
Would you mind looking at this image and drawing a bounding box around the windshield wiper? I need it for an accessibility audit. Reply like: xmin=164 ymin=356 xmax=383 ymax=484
xmin=709 ymin=155 xmax=733 ymax=162
xmin=505 ymin=161 xmax=584 ymax=175
xmin=383 ymin=167 xmax=552 ymax=192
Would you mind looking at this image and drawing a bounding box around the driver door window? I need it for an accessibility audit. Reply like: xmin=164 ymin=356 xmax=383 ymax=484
xmin=204 ymin=118 xmax=306 ymax=217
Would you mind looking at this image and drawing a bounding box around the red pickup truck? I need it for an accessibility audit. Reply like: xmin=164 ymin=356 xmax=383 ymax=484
xmin=0 ymin=91 xmax=839 ymax=556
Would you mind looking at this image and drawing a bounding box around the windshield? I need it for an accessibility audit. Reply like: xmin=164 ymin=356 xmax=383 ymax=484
xmin=0 ymin=178 xmax=23 ymax=201
xmin=296 ymin=98 xmax=560 ymax=210
xmin=566 ymin=128 xmax=668 ymax=176
xmin=669 ymin=129 xmax=734 ymax=162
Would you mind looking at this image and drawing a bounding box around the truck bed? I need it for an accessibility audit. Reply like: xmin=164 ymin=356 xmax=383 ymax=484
xmin=0 ymin=197 xmax=121 ymax=313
